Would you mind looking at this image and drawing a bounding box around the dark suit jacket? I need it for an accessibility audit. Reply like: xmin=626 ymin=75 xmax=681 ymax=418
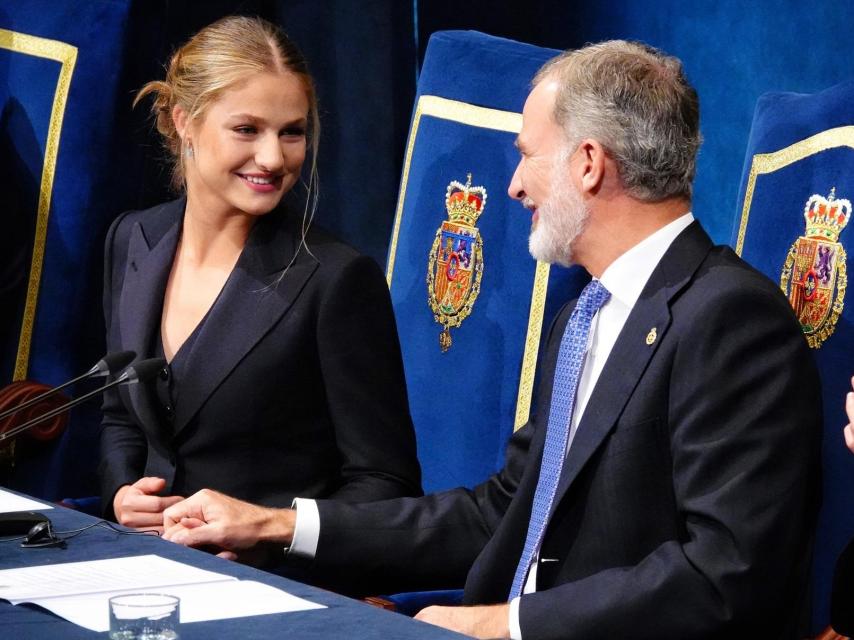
xmin=309 ymin=222 xmax=821 ymax=639
xmin=831 ymin=537 xmax=854 ymax=635
xmin=99 ymin=198 xmax=422 ymax=515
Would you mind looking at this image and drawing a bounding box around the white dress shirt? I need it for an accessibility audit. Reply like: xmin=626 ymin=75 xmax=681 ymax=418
xmin=292 ymin=213 xmax=695 ymax=640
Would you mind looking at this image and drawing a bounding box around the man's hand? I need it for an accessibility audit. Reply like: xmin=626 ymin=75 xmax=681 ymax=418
xmin=845 ymin=375 xmax=854 ymax=454
xmin=162 ymin=488 xmax=295 ymax=553
xmin=113 ymin=477 xmax=184 ymax=533
xmin=415 ymin=604 xmax=510 ymax=639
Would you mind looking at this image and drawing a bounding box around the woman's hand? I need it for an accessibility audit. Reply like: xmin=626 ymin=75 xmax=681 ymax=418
xmin=844 ymin=376 xmax=854 ymax=454
xmin=112 ymin=476 xmax=185 ymax=533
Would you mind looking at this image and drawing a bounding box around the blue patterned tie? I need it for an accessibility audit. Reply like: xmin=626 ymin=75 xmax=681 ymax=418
xmin=508 ymin=279 xmax=611 ymax=600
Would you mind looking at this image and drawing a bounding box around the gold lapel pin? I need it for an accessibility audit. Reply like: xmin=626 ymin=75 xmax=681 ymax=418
xmin=645 ymin=327 xmax=657 ymax=345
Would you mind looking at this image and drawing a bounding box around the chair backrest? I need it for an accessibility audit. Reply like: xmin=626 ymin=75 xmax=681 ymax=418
xmin=0 ymin=1 xmax=132 ymax=499
xmin=386 ymin=31 xmax=587 ymax=493
xmin=730 ymin=80 xmax=854 ymax=632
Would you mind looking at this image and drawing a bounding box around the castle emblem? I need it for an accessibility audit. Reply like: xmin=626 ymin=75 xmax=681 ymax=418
xmin=780 ymin=188 xmax=849 ymax=348
xmin=427 ymin=174 xmax=486 ymax=352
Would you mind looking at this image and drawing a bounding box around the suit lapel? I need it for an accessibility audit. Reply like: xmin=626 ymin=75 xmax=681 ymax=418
xmin=118 ymin=204 xmax=183 ymax=359
xmin=117 ymin=199 xmax=184 ymax=436
xmin=549 ymin=222 xmax=713 ymax=515
xmin=172 ymin=210 xmax=318 ymax=435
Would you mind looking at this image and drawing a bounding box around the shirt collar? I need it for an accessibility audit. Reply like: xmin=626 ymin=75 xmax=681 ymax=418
xmin=598 ymin=212 xmax=695 ymax=310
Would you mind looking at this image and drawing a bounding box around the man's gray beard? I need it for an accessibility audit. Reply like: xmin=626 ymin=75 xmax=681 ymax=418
xmin=527 ymin=174 xmax=590 ymax=267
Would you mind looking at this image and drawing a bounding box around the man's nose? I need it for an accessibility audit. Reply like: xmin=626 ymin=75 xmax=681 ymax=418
xmin=507 ymin=161 xmax=525 ymax=201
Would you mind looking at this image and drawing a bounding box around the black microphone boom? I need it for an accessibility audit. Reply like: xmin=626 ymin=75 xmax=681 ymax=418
xmin=90 ymin=351 xmax=138 ymax=379
xmin=0 ymin=357 xmax=165 ymax=443
xmin=0 ymin=351 xmax=136 ymax=422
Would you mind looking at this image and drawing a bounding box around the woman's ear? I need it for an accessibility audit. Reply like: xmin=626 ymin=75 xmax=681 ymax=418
xmin=172 ymin=104 xmax=189 ymax=144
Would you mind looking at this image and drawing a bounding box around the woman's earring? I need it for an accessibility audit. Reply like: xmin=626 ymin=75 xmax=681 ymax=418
xmin=184 ymin=142 xmax=194 ymax=159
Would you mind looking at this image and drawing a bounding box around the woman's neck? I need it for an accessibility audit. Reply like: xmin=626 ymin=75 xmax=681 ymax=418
xmin=181 ymin=194 xmax=255 ymax=267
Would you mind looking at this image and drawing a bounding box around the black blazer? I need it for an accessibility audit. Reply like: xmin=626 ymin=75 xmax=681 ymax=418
xmin=99 ymin=198 xmax=421 ymax=514
xmin=310 ymin=222 xmax=821 ymax=639
xmin=831 ymin=537 xmax=854 ymax=635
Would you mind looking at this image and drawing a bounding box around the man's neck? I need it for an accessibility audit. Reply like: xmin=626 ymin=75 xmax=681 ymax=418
xmin=575 ymin=197 xmax=691 ymax=278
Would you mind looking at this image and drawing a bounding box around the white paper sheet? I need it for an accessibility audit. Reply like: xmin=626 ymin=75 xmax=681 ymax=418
xmin=0 ymin=555 xmax=233 ymax=602
xmin=0 ymin=488 xmax=53 ymax=513
xmin=0 ymin=554 xmax=325 ymax=631
xmin=35 ymin=580 xmax=325 ymax=632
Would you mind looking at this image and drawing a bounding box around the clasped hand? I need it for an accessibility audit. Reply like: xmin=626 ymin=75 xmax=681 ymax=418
xmin=113 ymin=477 xmax=184 ymax=533
xmin=162 ymin=488 xmax=295 ymax=560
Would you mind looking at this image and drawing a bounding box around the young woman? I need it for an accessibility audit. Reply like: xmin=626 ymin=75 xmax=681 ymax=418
xmin=99 ymin=16 xmax=421 ymax=535
xmin=833 ymin=376 xmax=854 ymax=634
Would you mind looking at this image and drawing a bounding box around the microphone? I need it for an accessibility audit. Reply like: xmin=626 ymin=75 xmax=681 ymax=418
xmin=0 ymin=351 xmax=136 ymax=422
xmin=0 ymin=357 xmax=166 ymax=443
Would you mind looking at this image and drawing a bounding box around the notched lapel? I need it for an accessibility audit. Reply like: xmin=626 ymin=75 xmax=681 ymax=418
xmin=549 ymin=221 xmax=713 ymax=515
xmin=172 ymin=215 xmax=318 ymax=435
xmin=550 ymin=289 xmax=672 ymax=514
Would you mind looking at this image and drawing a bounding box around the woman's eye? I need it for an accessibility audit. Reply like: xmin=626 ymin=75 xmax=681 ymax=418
xmin=234 ymin=125 xmax=257 ymax=135
xmin=281 ymin=127 xmax=306 ymax=138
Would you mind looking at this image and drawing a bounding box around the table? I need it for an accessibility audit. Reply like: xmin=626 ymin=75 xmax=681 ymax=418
xmin=0 ymin=495 xmax=467 ymax=639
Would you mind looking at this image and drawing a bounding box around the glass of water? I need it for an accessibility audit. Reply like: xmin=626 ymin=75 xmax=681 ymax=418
xmin=109 ymin=593 xmax=180 ymax=640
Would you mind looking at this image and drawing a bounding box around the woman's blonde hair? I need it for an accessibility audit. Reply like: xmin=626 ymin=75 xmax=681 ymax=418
xmin=135 ymin=15 xmax=320 ymax=219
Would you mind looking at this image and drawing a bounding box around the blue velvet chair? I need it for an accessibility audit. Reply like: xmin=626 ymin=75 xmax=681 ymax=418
xmin=0 ymin=1 xmax=133 ymax=504
xmin=381 ymin=30 xmax=586 ymax=613
xmin=730 ymin=80 xmax=854 ymax=635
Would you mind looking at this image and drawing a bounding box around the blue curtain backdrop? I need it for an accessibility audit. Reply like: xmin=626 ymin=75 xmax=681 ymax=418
xmin=1 ymin=1 xmax=852 ymax=630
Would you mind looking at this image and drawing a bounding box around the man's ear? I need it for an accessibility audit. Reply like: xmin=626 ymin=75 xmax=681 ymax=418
xmin=574 ymin=139 xmax=607 ymax=195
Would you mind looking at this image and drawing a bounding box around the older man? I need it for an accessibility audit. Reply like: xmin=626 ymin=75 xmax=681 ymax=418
xmin=163 ymin=41 xmax=820 ymax=639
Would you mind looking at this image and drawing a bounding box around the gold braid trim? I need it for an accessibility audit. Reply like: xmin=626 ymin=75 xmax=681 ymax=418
xmin=0 ymin=29 xmax=78 ymax=381
xmin=736 ymin=126 xmax=854 ymax=256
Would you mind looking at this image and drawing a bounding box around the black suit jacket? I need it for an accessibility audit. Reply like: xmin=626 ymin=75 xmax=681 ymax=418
xmin=99 ymin=198 xmax=421 ymax=514
xmin=831 ymin=537 xmax=854 ymax=635
xmin=309 ymin=222 xmax=821 ymax=639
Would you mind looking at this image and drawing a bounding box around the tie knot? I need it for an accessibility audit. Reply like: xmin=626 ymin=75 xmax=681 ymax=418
xmin=577 ymin=279 xmax=611 ymax=316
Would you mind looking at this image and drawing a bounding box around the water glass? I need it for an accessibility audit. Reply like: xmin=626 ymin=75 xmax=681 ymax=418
xmin=108 ymin=593 xmax=180 ymax=640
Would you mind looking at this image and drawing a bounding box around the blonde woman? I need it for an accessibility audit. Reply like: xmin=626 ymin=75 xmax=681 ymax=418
xmin=99 ymin=16 xmax=421 ymax=536
xmin=845 ymin=376 xmax=854 ymax=453
xmin=832 ymin=377 xmax=854 ymax=634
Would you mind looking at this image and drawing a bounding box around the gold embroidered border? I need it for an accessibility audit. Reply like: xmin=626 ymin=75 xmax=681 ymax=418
xmin=735 ymin=125 xmax=854 ymax=256
xmin=386 ymin=94 xmax=548 ymax=431
xmin=513 ymin=260 xmax=550 ymax=429
xmin=0 ymin=29 xmax=78 ymax=381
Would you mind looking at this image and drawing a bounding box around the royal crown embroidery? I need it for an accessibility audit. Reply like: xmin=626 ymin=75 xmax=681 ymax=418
xmin=780 ymin=188 xmax=849 ymax=348
xmin=427 ymin=174 xmax=486 ymax=352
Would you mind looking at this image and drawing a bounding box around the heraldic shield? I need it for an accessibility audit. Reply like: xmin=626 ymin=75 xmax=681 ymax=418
xmin=780 ymin=188 xmax=849 ymax=348
xmin=427 ymin=174 xmax=486 ymax=351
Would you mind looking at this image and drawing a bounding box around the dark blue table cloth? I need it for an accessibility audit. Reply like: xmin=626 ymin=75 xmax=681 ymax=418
xmin=0 ymin=496 xmax=467 ymax=639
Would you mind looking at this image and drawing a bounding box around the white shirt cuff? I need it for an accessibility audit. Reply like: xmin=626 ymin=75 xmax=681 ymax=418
xmin=509 ymin=596 xmax=522 ymax=640
xmin=288 ymin=498 xmax=320 ymax=559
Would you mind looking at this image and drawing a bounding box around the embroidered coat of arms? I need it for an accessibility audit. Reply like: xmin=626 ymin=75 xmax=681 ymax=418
xmin=427 ymin=174 xmax=486 ymax=352
xmin=780 ymin=188 xmax=849 ymax=348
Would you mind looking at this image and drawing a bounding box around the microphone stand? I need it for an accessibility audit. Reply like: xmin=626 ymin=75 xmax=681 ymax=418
xmin=0 ymin=358 xmax=165 ymax=443
xmin=0 ymin=351 xmax=136 ymax=422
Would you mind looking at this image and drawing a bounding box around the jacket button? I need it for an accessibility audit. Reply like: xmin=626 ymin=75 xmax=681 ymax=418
xmin=164 ymin=405 xmax=174 ymax=420
xmin=159 ymin=367 xmax=170 ymax=381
